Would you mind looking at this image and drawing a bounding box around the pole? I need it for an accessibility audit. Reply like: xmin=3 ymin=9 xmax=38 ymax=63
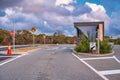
xmin=44 ymin=36 xmax=45 ymax=44
xmin=33 ymin=34 xmax=35 ymax=47
xmin=13 ymin=21 xmax=15 ymax=52
xmin=97 ymin=29 xmax=100 ymax=54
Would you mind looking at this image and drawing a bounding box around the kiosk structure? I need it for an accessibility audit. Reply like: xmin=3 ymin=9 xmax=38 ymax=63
xmin=74 ymin=22 xmax=104 ymax=42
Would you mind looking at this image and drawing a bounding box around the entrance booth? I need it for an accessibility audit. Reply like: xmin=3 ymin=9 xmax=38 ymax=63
xmin=74 ymin=22 xmax=104 ymax=42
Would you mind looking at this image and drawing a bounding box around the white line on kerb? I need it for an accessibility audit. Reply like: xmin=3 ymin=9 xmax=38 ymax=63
xmin=72 ymin=53 xmax=109 ymax=80
xmin=0 ymin=54 xmax=26 ymax=67
xmin=113 ymin=56 xmax=120 ymax=63
xmin=81 ymin=56 xmax=114 ymax=61
xmin=99 ymin=70 xmax=120 ymax=75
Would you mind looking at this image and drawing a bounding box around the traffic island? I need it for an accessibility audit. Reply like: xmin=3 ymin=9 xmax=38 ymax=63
xmin=72 ymin=49 xmax=114 ymax=57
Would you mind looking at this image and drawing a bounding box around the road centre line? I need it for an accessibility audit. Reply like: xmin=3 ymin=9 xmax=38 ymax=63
xmin=81 ymin=56 xmax=114 ymax=61
xmin=72 ymin=53 xmax=109 ymax=80
xmin=0 ymin=53 xmax=27 ymax=67
xmin=99 ymin=70 xmax=120 ymax=75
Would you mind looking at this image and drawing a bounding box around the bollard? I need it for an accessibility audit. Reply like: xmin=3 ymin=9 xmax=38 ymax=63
xmin=7 ymin=42 xmax=12 ymax=56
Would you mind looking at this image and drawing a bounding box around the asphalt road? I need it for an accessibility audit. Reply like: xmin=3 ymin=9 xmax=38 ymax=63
xmin=0 ymin=45 xmax=104 ymax=80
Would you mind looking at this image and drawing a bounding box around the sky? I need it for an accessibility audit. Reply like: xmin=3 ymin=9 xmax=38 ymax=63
xmin=0 ymin=0 xmax=120 ymax=38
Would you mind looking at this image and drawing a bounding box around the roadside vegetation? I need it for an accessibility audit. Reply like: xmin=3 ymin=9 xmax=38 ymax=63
xmin=99 ymin=40 xmax=112 ymax=54
xmin=0 ymin=28 xmax=75 ymax=45
xmin=74 ymin=34 xmax=89 ymax=53
xmin=74 ymin=34 xmax=113 ymax=54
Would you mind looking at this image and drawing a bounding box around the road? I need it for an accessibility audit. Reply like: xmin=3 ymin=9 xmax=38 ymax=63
xmin=0 ymin=45 xmax=104 ymax=80
xmin=0 ymin=44 xmax=120 ymax=80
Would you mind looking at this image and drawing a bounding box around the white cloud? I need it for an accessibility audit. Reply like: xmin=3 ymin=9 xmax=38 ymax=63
xmin=75 ymin=2 xmax=110 ymax=31
xmin=0 ymin=1 xmax=111 ymax=36
xmin=0 ymin=7 xmax=40 ymax=30
xmin=5 ymin=8 xmax=15 ymax=16
xmin=85 ymin=2 xmax=106 ymax=13
xmin=55 ymin=0 xmax=75 ymax=6
xmin=64 ymin=5 xmax=75 ymax=12
xmin=55 ymin=0 xmax=76 ymax=12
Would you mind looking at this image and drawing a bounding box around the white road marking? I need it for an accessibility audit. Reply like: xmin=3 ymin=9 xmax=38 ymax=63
xmin=0 ymin=53 xmax=27 ymax=67
xmin=99 ymin=70 xmax=120 ymax=75
xmin=46 ymin=47 xmax=59 ymax=50
xmin=113 ymin=56 xmax=120 ymax=63
xmin=0 ymin=56 xmax=16 ymax=58
xmin=72 ymin=53 xmax=109 ymax=80
xmin=81 ymin=56 xmax=114 ymax=61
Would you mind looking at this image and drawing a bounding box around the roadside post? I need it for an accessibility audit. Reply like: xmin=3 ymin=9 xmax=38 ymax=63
xmin=10 ymin=30 xmax=15 ymax=52
xmin=73 ymin=38 xmax=77 ymax=44
xmin=7 ymin=42 xmax=12 ymax=56
xmin=97 ymin=29 xmax=100 ymax=54
xmin=43 ymin=35 xmax=46 ymax=44
xmin=31 ymin=27 xmax=36 ymax=47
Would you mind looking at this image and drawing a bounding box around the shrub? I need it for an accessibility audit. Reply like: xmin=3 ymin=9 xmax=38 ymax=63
xmin=74 ymin=34 xmax=89 ymax=53
xmin=74 ymin=35 xmax=112 ymax=54
xmin=100 ymin=40 xmax=112 ymax=54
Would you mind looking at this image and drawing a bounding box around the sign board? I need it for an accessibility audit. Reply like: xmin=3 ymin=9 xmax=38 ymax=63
xmin=10 ymin=31 xmax=15 ymax=37
xmin=90 ymin=42 xmax=96 ymax=50
xmin=43 ymin=35 xmax=46 ymax=39
xmin=73 ymin=38 xmax=77 ymax=44
xmin=31 ymin=27 xmax=36 ymax=33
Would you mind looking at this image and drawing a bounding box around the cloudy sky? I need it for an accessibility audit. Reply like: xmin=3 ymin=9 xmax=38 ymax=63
xmin=0 ymin=0 xmax=120 ymax=38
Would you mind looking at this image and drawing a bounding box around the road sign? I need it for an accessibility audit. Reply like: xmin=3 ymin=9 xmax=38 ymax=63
xmin=73 ymin=38 xmax=77 ymax=44
xmin=31 ymin=27 xmax=36 ymax=33
xmin=43 ymin=35 xmax=46 ymax=39
xmin=90 ymin=42 xmax=96 ymax=50
xmin=10 ymin=31 xmax=15 ymax=37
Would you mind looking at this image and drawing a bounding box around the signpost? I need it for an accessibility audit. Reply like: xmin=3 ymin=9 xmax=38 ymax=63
xmin=31 ymin=27 xmax=36 ymax=33
xmin=97 ymin=29 xmax=100 ymax=54
xmin=31 ymin=27 xmax=36 ymax=47
xmin=43 ymin=35 xmax=46 ymax=44
xmin=90 ymin=42 xmax=96 ymax=54
xmin=90 ymin=42 xmax=96 ymax=51
xmin=10 ymin=31 xmax=15 ymax=37
xmin=10 ymin=30 xmax=15 ymax=52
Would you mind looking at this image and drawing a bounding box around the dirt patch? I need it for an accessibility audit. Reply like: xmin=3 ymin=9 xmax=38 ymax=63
xmin=12 ymin=47 xmax=39 ymax=52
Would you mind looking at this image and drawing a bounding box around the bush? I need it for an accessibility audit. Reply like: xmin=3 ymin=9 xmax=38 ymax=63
xmin=74 ymin=35 xmax=112 ymax=54
xmin=74 ymin=34 xmax=89 ymax=53
xmin=100 ymin=40 xmax=112 ymax=54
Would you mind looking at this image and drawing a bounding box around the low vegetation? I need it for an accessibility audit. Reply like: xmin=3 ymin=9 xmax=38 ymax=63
xmin=74 ymin=34 xmax=112 ymax=54
xmin=74 ymin=34 xmax=89 ymax=53
xmin=100 ymin=40 xmax=112 ymax=54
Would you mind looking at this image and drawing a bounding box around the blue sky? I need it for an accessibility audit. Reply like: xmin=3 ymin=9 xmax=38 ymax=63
xmin=0 ymin=0 xmax=120 ymax=38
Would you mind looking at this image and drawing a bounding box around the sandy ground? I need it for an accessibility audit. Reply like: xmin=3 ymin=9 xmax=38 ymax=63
xmin=12 ymin=47 xmax=38 ymax=52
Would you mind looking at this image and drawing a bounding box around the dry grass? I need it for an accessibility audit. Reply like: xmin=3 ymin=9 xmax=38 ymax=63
xmin=12 ymin=47 xmax=38 ymax=52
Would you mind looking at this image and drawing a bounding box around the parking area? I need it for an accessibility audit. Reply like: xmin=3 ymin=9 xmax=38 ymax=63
xmin=73 ymin=45 xmax=120 ymax=80
xmin=82 ymin=56 xmax=120 ymax=80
